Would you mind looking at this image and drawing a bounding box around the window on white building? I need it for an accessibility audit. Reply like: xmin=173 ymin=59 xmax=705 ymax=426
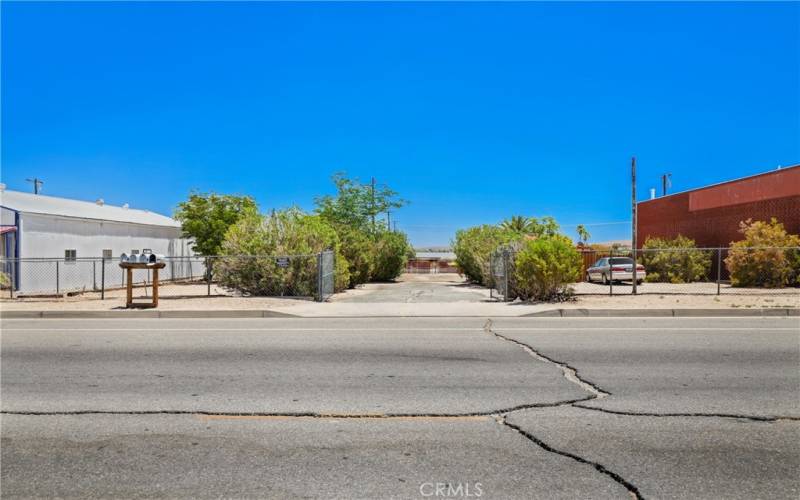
xmin=64 ymin=249 xmax=77 ymax=262
xmin=102 ymin=249 xmax=112 ymax=259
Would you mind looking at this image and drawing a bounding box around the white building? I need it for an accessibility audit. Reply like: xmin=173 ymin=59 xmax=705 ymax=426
xmin=0 ymin=188 xmax=199 ymax=294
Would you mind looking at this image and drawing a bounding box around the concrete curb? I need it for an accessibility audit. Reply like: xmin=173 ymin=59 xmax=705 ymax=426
xmin=1 ymin=310 xmax=299 ymax=319
xmin=1 ymin=308 xmax=797 ymax=319
xmin=523 ymin=308 xmax=800 ymax=318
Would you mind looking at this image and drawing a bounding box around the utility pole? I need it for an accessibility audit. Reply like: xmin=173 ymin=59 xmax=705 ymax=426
xmin=26 ymin=178 xmax=44 ymax=194
xmin=386 ymin=210 xmax=391 ymax=232
xmin=661 ymin=173 xmax=671 ymax=196
xmin=632 ymin=157 xmax=638 ymax=295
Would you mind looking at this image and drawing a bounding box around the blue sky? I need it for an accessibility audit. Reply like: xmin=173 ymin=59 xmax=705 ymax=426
xmin=2 ymin=2 xmax=798 ymax=246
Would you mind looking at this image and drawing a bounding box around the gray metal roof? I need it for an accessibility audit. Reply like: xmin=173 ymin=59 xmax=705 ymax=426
xmin=415 ymin=251 xmax=456 ymax=260
xmin=0 ymin=190 xmax=181 ymax=227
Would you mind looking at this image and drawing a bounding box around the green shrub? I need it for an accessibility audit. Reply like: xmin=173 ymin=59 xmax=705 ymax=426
xmin=725 ymin=218 xmax=800 ymax=288
xmin=453 ymin=225 xmax=516 ymax=284
xmin=217 ymin=209 xmax=350 ymax=296
xmin=640 ymin=235 xmax=711 ymax=283
xmin=513 ymin=236 xmax=581 ymax=301
xmin=0 ymin=271 xmax=9 ymax=289
xmin=371 ymin=231 xmax=411 ymax=281
xmin=336 ymin=225 xmax=374 ymax=288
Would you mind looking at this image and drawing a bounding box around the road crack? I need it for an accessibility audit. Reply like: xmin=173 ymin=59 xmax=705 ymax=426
xmin=495 ymin=414 xmax=642 ymax=500
xmin=484 ymin=319 xmax=642 ymax=499
xmin=483 ymin=319 xmax=610 ymax=399
xmin=571 ymin=404 xmax=800 ymax=423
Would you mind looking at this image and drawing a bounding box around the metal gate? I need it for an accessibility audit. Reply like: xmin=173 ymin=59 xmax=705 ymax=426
xmin=317 ymin=250 xmax=335 ymax=301
xmin=489 ymin=247 xmax=511 ymax=302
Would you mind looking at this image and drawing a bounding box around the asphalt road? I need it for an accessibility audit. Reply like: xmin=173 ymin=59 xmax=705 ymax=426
xmin=2 ymin=316 xmax=798 ymax=499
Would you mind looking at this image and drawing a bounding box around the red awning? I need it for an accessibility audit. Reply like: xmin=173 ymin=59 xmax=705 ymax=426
xmin=0 ymin=226 xmax=17 ymax=235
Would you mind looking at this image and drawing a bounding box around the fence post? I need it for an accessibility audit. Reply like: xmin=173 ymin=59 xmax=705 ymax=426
xmin=503 ymin=249 xmax=510 ymax=302
xmin=608 ymin=248 xmax=613 ymax=297
xmin=716 ymin=248 xmax=722 ymax=295
xmin=93 ymin=260 xmax=97 ymax=290
xmin=489 ymin=254 xmax=494 ymax=300
xmin=206 ymin=256 xmax=211 ymax=296
xmin=316 ymin=252 xmax=323 ymax=302
xmin=9 ymin=260 xmax=14 ymax=299
xmin=101 ymin=257 xmax=106 ymax=300
xmin=56 ymin=260 xmax=60 ymax=296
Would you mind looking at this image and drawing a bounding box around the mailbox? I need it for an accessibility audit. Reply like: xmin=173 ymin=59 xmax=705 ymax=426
xmin=149 ymin=254 xmax=165 ymax=264
xmin=120 ymin=253 xmax=129 ymax=263
xmin=137 ymin=253 xmax=150 ymax=263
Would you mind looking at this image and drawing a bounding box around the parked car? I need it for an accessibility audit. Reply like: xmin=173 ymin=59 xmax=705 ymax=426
xmin=586 ymin=257 xmax=646 ymax=285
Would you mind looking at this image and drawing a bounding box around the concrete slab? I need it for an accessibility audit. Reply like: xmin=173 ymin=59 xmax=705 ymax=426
xmin=491 ymin=317 xmax=800 ymax=418
xmin=0 ymin=414 xmax=629 ymax=499
xmin=0 ymin=317 xmax=587 ymax=414
xmin=506 ymin=406 xmax=800 ymax=500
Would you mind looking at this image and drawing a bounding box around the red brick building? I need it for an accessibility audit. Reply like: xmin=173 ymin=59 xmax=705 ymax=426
xmin=636 ymin=164 xmax=800 ymax=248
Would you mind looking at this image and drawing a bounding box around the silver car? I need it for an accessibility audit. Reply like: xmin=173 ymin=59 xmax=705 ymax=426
xmin=586 ymin=257 xmax=646 ymax=285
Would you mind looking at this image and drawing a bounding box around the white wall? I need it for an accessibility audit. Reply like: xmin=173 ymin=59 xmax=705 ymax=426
xmin=20 ymin=213 xmax=187 ymax=259
xmin=15 ymin=213 xmax=201 ymax=294
xmin=1 ymin=207 xmax=16 ymax=226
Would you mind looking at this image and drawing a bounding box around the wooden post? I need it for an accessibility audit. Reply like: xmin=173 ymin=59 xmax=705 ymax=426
xmin=126 ymin=268 xmax=133 ymax=307
xmin=152 ymin=268 xmax=159 ymax=307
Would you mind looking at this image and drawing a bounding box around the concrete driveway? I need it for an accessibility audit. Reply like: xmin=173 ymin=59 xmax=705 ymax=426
xmin=2 ymin=316 xmax=798 ymax=499
xmin=334 ymin=273 xmax=492 ymax=303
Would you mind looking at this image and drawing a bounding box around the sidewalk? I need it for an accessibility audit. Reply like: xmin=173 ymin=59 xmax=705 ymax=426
xmin=2 ymin=290 xmax=797 ymax=317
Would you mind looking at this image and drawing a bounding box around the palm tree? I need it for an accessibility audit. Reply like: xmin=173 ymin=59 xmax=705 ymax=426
xmin=500 ymin=215 xmax=534 ymax=234
xmin=576 ymin=224 xmax=590 ymax=245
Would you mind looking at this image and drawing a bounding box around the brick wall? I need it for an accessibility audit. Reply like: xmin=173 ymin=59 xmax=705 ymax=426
xmin=637 ymin=166 xmax=800 ymax=248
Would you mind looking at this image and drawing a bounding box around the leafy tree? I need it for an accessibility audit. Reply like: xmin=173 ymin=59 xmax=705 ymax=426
xmin=499 ymin=215 xmax=561 ymax=238
xmin=532 ymin=216 xmax=561 ymax=238
xmin=640 ymin=235 xmax=711 ymax=283
xmin=174 ymin=192 xmax=258 ymax=256
xmin=315 ymin=173 xmax=407 ymax=236
xmin=500 ymin=216 xmax=535 ymax=234
xmin=725 ymin=218 xmax=800 ymax=287
xmin=576 ymin=224 xmax=590 ymax=245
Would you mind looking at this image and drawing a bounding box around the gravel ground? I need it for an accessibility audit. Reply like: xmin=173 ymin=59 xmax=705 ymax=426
xmin=1 ymin=273 xmax=796 ymax=312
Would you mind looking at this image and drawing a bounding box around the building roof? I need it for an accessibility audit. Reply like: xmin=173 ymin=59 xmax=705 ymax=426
xmin=415 ymin=251 xmax=456 ymax=260
xmin=0 ymin=190 xmax=181 ymax=228
xmin=638 ymin=164 xmax=800 ymax=204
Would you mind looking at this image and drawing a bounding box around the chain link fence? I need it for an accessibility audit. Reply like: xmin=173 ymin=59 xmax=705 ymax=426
xmin=578 ymin=246 xmax=800 ymax=296
xmin=489 ymin=247 xmax=512 ymax=301
xmin=486 ymin=246 xmax=800 ymax=300
xmin=317 ymin=250 xmax=335 ymax=301
xmin=0 ymin=251 xmax=336 ymax=302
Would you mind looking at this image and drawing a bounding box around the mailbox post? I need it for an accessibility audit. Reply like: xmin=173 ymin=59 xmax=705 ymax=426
xmin=119 ymin=261 xmax=166 ymax=308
